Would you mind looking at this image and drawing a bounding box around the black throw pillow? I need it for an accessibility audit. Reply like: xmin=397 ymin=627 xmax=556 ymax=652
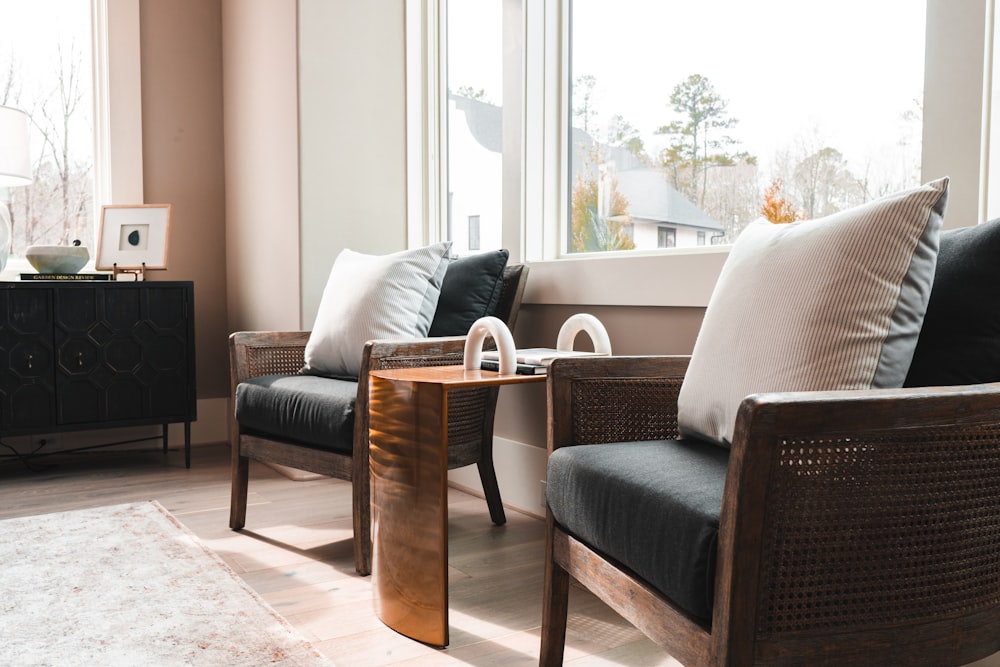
xmin=904 ymin=218 xmax=1000 ymax=386
xmin=428 ymin=249 xmax=509 ymax=336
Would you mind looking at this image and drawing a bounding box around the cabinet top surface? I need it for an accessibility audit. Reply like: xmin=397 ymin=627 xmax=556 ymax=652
xmin=370 ymin=364 xmax=546 ymax=388
xmin=0 ymin=280 xmax=193 ymax=287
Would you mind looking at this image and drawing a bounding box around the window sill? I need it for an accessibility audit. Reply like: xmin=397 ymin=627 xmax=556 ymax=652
xmin=523 ymin=247 xmax=730 ymax=308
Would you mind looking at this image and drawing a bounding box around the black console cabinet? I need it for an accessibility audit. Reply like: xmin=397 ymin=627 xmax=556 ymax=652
xmin=0 ymin=281 xmax=196 ymax=467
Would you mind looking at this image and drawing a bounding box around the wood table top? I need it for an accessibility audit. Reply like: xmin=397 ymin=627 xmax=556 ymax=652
xmin=369 ymin=364 xmax=547 ymax=388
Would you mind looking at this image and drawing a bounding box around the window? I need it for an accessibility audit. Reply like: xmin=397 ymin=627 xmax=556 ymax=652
xmin=414 ymin=1 xmax=992 ymax=306
xmin=1 ymin=0 xmax=95 ymax=256
xmin=569 ymin=0 xmax=925 ymax=253
xmin=468 ymin=214 xmax=481 ymax=250
xmin=445 ymin=0 xmax=503 ymax=255
xmin=0 ymin=0 xmax=138 ymax=271
xmin=657 ymin=226 xmax=676 ymax=249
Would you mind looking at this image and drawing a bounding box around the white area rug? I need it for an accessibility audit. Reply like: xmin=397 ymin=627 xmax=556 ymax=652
xmin=0 ymin=501 xmax=335 ymax=666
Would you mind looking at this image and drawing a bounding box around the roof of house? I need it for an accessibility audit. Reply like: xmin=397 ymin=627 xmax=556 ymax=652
xmin=452 ymin=94 xmax=502 ymax=154
xmin=453 ymin=94 xmax=724 ymax=233
xmin=615 ymin=169 xmax=724 ymax=232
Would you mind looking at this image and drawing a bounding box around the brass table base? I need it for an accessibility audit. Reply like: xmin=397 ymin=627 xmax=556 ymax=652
xmin=368 ymin=366 xmax=545 ymax=647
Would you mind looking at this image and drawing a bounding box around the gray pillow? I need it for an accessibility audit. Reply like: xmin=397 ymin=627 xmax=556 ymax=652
xmin=678 ymin=177 xmax=949 ymax=448
xmin=303 ymin=242 xmax=451 ymax=378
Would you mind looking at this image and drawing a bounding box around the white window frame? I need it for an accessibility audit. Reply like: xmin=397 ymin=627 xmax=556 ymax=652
xmin=408 ymin=0 xmax=993 ymax=308
xmin=92 ymin=0 xmax=144 ymax=206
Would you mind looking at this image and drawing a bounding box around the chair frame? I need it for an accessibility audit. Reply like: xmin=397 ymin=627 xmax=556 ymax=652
xmin=229 ymin=264 xmax=528 ymax=576
xmin=541 ymin=355 xmax=1000 ymax=666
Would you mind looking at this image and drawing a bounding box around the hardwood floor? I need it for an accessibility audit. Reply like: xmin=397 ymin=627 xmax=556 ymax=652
xmin=0 ymin=444 xmax=679 ymax=666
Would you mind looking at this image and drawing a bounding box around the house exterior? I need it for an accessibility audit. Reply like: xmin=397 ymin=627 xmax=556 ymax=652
xmin=448 ymin=93 xmax=724 ymax=254
xmin=615 ymin=168 xmax=726 ymax=249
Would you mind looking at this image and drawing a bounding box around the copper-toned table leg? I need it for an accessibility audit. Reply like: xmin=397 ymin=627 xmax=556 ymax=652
xmin=369 ymin=376 xmax=450 ymax=647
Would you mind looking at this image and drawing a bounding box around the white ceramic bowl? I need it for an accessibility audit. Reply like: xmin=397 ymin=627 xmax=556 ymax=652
xmin=25 ymin=245 xmax=90 ymax=274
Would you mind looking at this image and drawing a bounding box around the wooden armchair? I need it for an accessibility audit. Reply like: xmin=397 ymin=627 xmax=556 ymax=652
xmin=229 ymin=263 xmax=528 ymax=576
xmin=540 ymin=355 xmax=1000 ymax=666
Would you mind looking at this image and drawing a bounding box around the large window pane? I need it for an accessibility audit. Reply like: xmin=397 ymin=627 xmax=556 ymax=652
xmin=0 ymin=0 xmax=94 ymax=257
xmin=569 ymin=0 xmax=926 ymax=253
xmin=446 ymin=0 xmax=503 ymax=255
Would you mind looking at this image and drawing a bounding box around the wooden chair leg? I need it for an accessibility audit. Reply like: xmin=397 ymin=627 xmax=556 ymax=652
xmin=539 ymin=516 xmax=570 ymax=667
xmin=353 ymin=460 xmax=372 ymax=576
xmin=478 ymin=442 xmax=507 ymax=525
xmin=230 ymin=451 xmax=249 ymax=530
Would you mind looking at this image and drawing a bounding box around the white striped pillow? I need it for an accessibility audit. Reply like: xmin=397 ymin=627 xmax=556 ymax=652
xmin=677 ymin=177 xmax=949 ymax=448
xmin=303 ymin=242 xmax=451 ymax=378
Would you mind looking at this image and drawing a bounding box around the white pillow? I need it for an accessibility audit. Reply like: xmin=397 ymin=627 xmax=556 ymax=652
xmin=303 ymin=242 xmax=451 ymax=378
xmin=677 ymin=177 xmax=949 ymax=448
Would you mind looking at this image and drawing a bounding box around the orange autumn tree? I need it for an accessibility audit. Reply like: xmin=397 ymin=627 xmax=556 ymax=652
xmin=760 ymin=178 xmax=805 ymax=224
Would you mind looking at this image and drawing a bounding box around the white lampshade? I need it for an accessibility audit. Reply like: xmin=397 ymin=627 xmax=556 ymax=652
xmin=0 ymin=105 xmax=32 ymax=187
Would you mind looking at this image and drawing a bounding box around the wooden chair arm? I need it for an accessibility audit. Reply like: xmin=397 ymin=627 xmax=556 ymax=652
xmin=363 ymin=335 xmax=468 ymax=373
xmin=713 ymin=382 xmax=1000 ymax=661
xmin=228 ymin=330 xmax=311 ymax=392
xmin=546 ymin=355 xmax=692 ymax=453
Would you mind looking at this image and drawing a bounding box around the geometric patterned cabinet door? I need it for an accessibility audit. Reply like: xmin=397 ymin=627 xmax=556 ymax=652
xmin=0 ymin=281 xmax=196 ymax=467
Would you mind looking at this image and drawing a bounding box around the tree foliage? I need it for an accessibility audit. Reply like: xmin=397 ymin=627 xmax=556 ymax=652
xmin=789 ymin=146 xmax=863 ymax=218
xmin=1 ymin=44 xmax=92 ymax=254
xmin=656 ymin=74 xmax=752 ymax=208
xmin=606 ymin=114 xmax=645 ymax=161
xmin=760 ymin=178 xmax=804 ymax=224
xmin=454 ymin=85 xmax=490 ymax=103
xmin=573 ymin=75 xmax=598 ymax=136
xmin=570 ymin=147 xmax=634 ymax=252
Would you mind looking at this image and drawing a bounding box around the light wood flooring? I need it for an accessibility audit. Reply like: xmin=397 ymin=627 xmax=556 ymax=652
xmin=0 ymin=443 xmax=680 ymax=666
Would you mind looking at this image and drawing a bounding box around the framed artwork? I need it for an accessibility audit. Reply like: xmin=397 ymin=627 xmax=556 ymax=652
xmin=96 ymin=204 xmax=171 ymax=273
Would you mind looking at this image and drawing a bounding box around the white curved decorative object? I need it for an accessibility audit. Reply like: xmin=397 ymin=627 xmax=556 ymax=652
xmin=556 ymin=313 xmax=612 ymax=355
xmin=464 ymin=316 xmax=517 ymax=374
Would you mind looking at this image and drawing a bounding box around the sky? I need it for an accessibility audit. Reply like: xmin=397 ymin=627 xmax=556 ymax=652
xmin=0 ymin=0 xmax=93 ymax=161
xmin=449 ymin=0 xmax=926 ymax=179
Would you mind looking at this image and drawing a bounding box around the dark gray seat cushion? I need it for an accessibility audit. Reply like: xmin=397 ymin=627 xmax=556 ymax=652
xmin=546 ymin=439 xmax=728 ymax=622
xmin=235 ymin=374 xmax=356 ymax=454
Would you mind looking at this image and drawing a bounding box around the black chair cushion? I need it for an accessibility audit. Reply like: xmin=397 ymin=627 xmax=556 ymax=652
xmin=546 ymin=439 xmax=728 ymax=622
xmin=235 ymin=374 xmax=356 ymax=454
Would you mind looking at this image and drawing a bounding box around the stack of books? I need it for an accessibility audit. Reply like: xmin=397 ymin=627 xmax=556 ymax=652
xmin=480 ymin=347 xmax=608 ymax=375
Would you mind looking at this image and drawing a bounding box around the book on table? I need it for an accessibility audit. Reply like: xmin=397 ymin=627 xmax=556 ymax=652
xmin=480 ymin=347 xmax=608 ymax=368
xmin=479 ymin=359 xmax=549 ymax=375
xmin=20 ymin=272 xmax=111 ymax=281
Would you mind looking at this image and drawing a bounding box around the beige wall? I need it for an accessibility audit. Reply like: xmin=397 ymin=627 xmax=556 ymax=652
xmin=139 ymin=0 xmax=229 ymax=401
xmin=221 ymin=0 xmax=301 ymax=334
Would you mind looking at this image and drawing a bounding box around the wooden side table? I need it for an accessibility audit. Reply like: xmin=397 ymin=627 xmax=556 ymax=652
xmin=368 ymin=365 xmax=545 ymax=647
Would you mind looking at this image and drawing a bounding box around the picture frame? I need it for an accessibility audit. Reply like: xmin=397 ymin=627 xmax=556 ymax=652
xmin=96 ymin=204 xmax=171 ymax=274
